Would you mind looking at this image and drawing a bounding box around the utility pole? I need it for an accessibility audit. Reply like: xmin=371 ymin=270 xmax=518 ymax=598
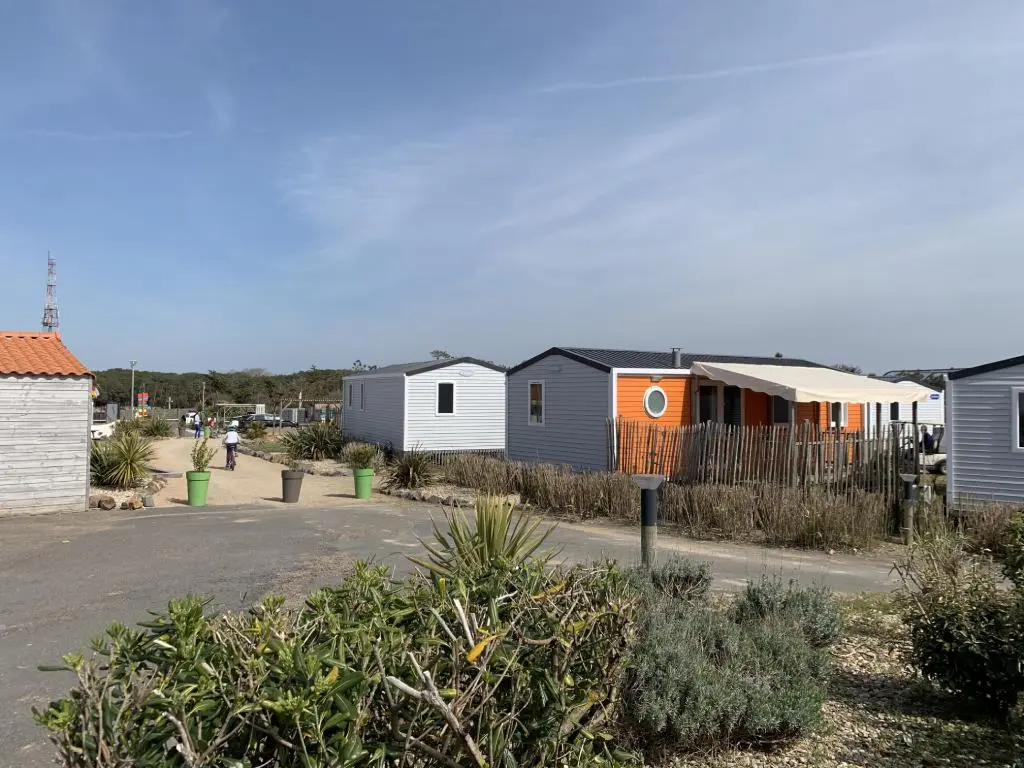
xmin=201 ymin=381 xmax=206 ymax=410
xmin=129 ymin=360 xmax=137 ymax=416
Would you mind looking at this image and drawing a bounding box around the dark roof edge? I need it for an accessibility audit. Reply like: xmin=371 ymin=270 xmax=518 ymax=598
xmin=506 ymin=347 xmax=612 ymax=375
xmin=407 ymin=357 xmax=507 ymax=376
xmin=948 ymin=354 xmax=1024 ymax=381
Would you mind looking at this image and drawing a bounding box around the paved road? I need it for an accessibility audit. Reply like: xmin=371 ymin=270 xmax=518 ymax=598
xmin=0 ymin=502 xmax=897 ymax=766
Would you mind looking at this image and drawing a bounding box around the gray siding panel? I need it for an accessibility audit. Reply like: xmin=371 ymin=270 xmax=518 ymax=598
xmin=341 ymin=375 xmax=405 ymax=449
xmin=948 ymin=363 xmax=1024 ymax=506
xmin=0 ymin=375 xmax=90 ymax=516
xmin=406 ymin=363 xmax=506 ymax=451
xmin=506 ymin=355 xmax=610 ymax=470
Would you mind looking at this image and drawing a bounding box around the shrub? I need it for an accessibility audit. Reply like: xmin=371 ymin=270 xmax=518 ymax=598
xmin=732 ymin=576 xmax=842 ymax=649
xmin=245 ymin=420 xmax=267 ymax=439
xmin=90 ymin=433 xmax=154 ymax=489
xmin=896 ymin=532 xmax=1024 ymax=716
xmin=441 ymin=453 xmax=516 ymax=494
xmin=34 ymin=556 xmax=641 ymax=766
xmin=281 ymin=421 xmax=344 ymax=461
xmin=190 ymin=438 xmax=216 ymax=473
xmin=111 ymin=418 xmax=142 ymax=437
xmin=344 ymin=442 xmax=380 ymax=471
xmin=622 ymin=596 xmax=828 ymax=752
xmin=137 ymin=417 xmax=173 ymax=438
xmin=382 ymin=449 xmax=438 ymax=490
xmin=634 ymin=555 xmax=712 ymax=602
xmin=1003 ymin=511 xmax=1024 ymax=588
xmin=411 ymin=495 xmax=555 ymax=580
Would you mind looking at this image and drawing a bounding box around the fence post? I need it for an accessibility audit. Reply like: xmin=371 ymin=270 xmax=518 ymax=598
xmin=900 ymin=473 xmax=918 ymax=545
xmin=633 ymin=474 xmax=664 ymax=568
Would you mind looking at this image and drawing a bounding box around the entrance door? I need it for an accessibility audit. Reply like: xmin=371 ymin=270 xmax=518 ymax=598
xmin=699 ymin=385 xmax=718 ymax=423
xmin=723 ymin=386 xmax=742 ymax=426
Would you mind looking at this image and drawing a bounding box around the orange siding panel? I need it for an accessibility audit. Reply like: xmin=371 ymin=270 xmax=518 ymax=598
xmin=616 ymin=375 xmax=691 ymax=426
xmin=744 ymin=390 xmax=770 ymax=426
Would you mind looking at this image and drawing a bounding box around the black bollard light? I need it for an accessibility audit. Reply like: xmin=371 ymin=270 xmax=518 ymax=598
xmin=632 ymin=474 xmax=665 ymax=568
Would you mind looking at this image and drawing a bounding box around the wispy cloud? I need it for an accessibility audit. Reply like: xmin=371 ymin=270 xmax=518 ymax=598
xmin=203 ymin=81 xmax=234 ymax=132
xmin=19 ymin=129 xmax=192 ymax=141
xmin=537 ymin=45 xmax=920 ymax=93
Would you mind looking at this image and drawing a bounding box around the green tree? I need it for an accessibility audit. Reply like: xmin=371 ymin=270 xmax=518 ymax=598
xmin=430 ymin=350 xmax=454 ymax=360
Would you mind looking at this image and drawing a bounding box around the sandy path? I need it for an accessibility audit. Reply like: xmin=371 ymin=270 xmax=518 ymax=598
xmin=149 ymin=437 xmax=374 ymax=508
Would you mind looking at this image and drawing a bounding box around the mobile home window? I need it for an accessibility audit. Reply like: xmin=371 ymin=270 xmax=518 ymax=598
xmin=830 ymin=402 xmax=848 ymax=428
xmin=1014 ymin=388 xmax=1024 ymax=451
xmin=437 ymin=382 xmax=455 ymax=415
xmin=529 ymin=381 xmax=544 ymax=425
xmin=359 ymin=382 xmax=365 ymax=411
xmin=347 ymin=383 xmax=353 ymax=407
xmin=889 ymin=402 xmax=900 ymax=421
xmin=771 ymin=395 xmax=791 ymax=425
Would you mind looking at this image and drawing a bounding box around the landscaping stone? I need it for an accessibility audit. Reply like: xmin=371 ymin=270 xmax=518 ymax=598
xmin=95 ymin=495 xmax=117 ymax=510
xmin=120 ymin=496 xmax=144 ymax=510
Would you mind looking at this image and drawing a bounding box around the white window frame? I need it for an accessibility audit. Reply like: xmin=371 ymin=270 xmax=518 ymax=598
xmin=1013 ymin=387 xmax=1024 ymax=452
xmin=643 ymin=385 xmax=668 ymax=418
xmin=436 ymin=381 xmax=456 ymax=416
xmin=528 ymin=380 xmax=545 ymax=426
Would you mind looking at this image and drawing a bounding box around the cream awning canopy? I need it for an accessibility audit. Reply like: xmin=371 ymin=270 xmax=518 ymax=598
xmin=689 ymin=362 xmax=934 ymax=404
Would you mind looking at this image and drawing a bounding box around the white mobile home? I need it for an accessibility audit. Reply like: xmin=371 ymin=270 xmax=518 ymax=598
xmin=0 ymin=332 xmax=92 ymax=516
xmin=342 ymin=358 xmax=506 ymax=452
xmin=862 ymin=381 xmax=945 ymax=437
xmin=946 ymin=354 xmax=1024 ymax=507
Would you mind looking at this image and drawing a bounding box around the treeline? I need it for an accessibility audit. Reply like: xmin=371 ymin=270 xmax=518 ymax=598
xmin=93 ymin=366 xmax=349 ymax=408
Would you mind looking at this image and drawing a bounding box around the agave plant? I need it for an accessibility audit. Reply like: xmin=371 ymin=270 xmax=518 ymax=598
xmin=138 ymin=417 xmax=173 ymax=438
xmin=91 ymin=433 xmax=154 ymax=489
xmin=410 ymin=495 xmax=556 ymax=579
xmin=381 ymin=449 xmax=437 ymax=490
xmin=281 ymin=422 xmax=344 ymax=461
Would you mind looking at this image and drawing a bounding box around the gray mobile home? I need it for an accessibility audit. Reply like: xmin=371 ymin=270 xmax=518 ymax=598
xmin=342 ymin=358 xmax=506 ymax=452
xmin=0 ymin=332 xmax=92 ymax=516
xmin=946 ymin=354 xmax=1024 ymax=507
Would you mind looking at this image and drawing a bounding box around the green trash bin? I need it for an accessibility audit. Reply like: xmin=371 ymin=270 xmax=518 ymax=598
xmin=203 ymin=426 xmax=210 ymax=439
xmin=353 ymin=468 xmax=374 ymax=499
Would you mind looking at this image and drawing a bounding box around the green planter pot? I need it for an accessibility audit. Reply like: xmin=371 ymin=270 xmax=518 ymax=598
xmin=203 ymin=427 xmax=211 ymax=439
xmin=186 ymin=471 xmax=211 ymax=507
xmin=353 ymin=468 xmax=374 ymax=499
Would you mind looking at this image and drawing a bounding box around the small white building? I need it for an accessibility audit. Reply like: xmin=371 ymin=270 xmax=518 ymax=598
xmin=0 ymin=332 xmax=92 ymax=516
xmin=946 ymin=354 xmax=1024 ymax=508
xmin=342 ymin=358 xmax=506 ymax=452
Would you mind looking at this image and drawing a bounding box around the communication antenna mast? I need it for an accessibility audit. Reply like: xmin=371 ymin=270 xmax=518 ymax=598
xmin=42 ymin=254 xmax=59 ymax=332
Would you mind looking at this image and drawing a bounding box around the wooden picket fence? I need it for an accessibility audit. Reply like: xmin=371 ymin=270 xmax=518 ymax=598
xmin=609 ymin=418 xmax=915 ymax=502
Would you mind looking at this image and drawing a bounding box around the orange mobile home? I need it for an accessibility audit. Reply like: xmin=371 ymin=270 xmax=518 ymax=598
xmin=505 ymin=347 xmax=865 ymax=471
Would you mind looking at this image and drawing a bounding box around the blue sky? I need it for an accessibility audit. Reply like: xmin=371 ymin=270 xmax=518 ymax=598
xmin=2 ymin=1 xmax=1023 ymax=373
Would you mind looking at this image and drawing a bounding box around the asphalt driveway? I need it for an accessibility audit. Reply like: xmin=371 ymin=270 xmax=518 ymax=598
xmin=0 ymin=501 xmax=897 ymax=766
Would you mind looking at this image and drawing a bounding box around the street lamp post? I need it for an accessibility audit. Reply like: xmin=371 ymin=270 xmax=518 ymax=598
xmin=129 ymin=360 xmax=137 ymax=416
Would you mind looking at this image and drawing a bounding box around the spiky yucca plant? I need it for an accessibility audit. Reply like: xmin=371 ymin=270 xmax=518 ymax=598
xmin=381 ymin=450 xmax=437 ymax=490
xmin=92 ymin=433 xmax=154 ymax=489
xmin=410 ymin=495 xmax=556 ymax=579
xmin=282 ymin=422 xmax=344 ymax=461
xmin=138 ymin=417 xmax=173 ymax=438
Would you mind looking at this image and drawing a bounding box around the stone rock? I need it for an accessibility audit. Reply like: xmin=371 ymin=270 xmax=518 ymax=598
xmin=120 ymin=495 xmax=144 ymax=511
xmin=94 ymin=495 xmax=117 ymax=510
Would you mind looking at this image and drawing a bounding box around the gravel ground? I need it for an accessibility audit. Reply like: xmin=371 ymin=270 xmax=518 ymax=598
xmin=669 ymin=595 xmax=1023 ymax=768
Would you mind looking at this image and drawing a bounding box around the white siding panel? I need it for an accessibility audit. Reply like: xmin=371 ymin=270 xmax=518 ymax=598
xmin=340 ymin=375 xmax=404 ymax=449
xmin=405 ymin=363 xmax=506 ymax=451
xmin=506 ymin=355 xmax=610 ymax=470
xmin=947 ymin=363 xmax=1024 ymax=506
xmin=0 ymin=375 xmax=90 ymax=516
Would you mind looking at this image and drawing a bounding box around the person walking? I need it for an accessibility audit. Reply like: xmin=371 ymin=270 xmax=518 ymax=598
xmin=194 ymin=412 xmax=203 ymax=439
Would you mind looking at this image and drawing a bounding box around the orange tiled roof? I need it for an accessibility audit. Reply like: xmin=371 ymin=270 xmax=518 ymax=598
xmin=0 ymin=332 xmax=90 ymax=376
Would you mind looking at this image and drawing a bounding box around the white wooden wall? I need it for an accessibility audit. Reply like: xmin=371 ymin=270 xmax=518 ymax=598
xmin=0 ymin=375 xmax=91 ymax=516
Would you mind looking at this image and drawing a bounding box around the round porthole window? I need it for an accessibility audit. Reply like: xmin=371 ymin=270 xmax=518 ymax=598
xmin=644 ymin=386 xmax=668 ymax=418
